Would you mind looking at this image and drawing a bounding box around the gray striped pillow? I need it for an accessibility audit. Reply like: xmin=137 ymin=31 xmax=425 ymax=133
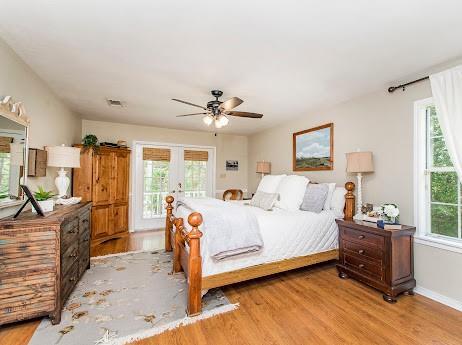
xmin=300 ymin=183 xmax=329 ymax=213
xmin=250 ymin=191 xmax=278 ymax=211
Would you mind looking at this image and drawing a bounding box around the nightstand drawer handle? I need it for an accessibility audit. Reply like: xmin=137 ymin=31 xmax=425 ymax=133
xmin=358 ymin=249 xmax=365 ymax=254
xmin=358 ymin=264 xmax=365 ymax=269
xmin=358 ymin=235 xmax=365 ymax=239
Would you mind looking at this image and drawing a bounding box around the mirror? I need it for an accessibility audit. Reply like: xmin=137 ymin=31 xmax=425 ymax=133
xmin=0 ymin=105 xmax=28 ymax=208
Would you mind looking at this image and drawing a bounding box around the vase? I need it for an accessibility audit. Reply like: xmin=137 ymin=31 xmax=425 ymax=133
xmin=33 ymin=199 xmax=55 ymax=213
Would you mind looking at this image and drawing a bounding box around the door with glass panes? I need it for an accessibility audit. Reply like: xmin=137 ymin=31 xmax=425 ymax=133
xmin=134 ymin=143 xmax=215 ymax=231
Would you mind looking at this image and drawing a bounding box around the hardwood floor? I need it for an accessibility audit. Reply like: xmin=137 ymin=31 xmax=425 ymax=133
xmin=1 ymin=230 xmax=461 ymax=345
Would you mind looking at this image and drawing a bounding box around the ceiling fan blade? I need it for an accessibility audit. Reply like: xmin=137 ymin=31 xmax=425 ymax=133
xmin=176 ymin=112 xmax=208 ymax=117
xmin=219 ymin=97 xmax=243 ymax=111
xmin=172 ymin=98 xmax=207 ymax=110
xmin=226 ymin=111 xmax=263 ymax=118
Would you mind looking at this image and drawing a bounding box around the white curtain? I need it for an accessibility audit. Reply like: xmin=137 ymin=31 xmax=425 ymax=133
xmin=430 ymin=65 xmax=462 ymax=180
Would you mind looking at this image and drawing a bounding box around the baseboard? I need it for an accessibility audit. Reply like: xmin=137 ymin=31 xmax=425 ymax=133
xmin=415 ymin=286 xmax=462 ymax=312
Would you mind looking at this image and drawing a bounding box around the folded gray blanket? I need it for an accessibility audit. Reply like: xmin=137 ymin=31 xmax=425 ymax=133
xmin=176 ymin=197 xmax=263 ymax=260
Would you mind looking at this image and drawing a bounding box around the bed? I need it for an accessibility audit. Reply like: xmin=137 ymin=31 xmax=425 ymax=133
xmin=165 ymin=181 xmax=355 ymax=316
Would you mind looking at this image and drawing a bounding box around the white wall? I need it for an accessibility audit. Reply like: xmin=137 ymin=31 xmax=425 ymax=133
xmin=248 ymin=80 xmax=462 ymax=306
xmin=0 ymin=37 xmax=81 ymax=217
xmin=81 ymin=119 xmax=249 ymax=197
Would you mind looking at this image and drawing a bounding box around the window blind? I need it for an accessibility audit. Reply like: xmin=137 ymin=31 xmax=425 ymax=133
xmin=0 ymin=137 xmax=13 ymax=153
xmin=184 ymin=150 xmax=208 ymax=161
xmin=143 ymin=147 xmax=171 ymax=161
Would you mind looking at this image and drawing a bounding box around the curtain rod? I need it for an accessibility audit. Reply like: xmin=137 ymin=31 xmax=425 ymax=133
xmin=388 ymin=76 xmax=429 ymax=93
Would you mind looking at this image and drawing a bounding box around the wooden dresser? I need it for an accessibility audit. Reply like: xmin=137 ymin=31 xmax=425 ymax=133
xmin=336 ymin=220 xmax=416 ymax=303
xmin=0 ymin=202 xmax=91 ymax=325
xmin=72 ymin=145 xmax=130 ymax=247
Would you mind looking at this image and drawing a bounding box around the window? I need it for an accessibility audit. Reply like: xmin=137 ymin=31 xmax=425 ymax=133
xmin=0 ymin=152 xmax=11 ymax=199
xmin=143 ymin=160 xmax=169 ymax=218
xmin=184 ymin=160 xmax=207 ymax=198
xmin=415 ymin=98 xmax=462 ymax=244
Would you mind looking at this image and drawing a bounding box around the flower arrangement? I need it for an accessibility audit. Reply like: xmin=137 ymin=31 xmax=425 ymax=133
xmin=379 ymin=203 xmax=399 ymax=223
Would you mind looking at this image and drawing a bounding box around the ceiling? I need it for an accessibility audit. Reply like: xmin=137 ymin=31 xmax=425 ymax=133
xmin=1 ymin=0 xmax=462 ymax=135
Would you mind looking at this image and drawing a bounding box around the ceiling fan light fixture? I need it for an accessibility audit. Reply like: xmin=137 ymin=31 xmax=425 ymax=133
xmin=202 ymin=115 xmax=213 ymax=126
xmin=216 ymin=115 xmax=229 ymax=127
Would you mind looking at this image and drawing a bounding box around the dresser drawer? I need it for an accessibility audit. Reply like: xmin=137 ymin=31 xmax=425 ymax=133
xmin=61 ymin=261 xmax=79 ymax=303
xmin=343 ymin=239 xmax=382 ymax=261
xmin=61 ymin=218 xmax=79 ymax=252
xmin=344 ymin=254 xmax=383 ymax=280
xmin=79 ymin=211 xmax=91 ymax=233
xmin=61 ymin=240 xmax=79 ymax=276
xmin=342 ymin=227 xmax=384 ymax=248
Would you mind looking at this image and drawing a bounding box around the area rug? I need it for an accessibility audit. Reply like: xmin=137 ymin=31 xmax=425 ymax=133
xmin=28 ymin=250 xmax=238 ymax=345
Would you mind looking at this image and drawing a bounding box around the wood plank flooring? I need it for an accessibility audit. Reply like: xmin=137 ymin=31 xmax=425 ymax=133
xmin=1 ymin=230 xmax=461 ymax=345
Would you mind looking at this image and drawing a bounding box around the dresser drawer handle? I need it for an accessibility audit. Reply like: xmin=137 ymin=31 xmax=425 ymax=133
xmin=70 ymin=251 xmax=78 ymax=258
xmin=82 ymin=219 xmax=89 ymax=224
xmin=358 ymin=264 xmax=365 ymax=269
xmin=69 ymin=277 xmax=76 ymax=282
xmin=68 ymin=229 xmax=76 ymax=234
xmin=358 ymin=235 xmax=365 ymax=239
xmin=358 ymin=249 xmax=365 ymax=254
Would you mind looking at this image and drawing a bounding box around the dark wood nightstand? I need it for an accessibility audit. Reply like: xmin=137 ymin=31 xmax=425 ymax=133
xmin=336 ymin=219 xmax=416 ymax=303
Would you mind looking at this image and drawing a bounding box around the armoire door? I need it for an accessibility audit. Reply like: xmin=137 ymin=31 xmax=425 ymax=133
xmin=92 ymin=150 xmax=113 ymax=205
xmin=91 ymin=204 xmax=113 ymax=239
xmin=112 ymin=203 xmax=128 ymax=234
xmin=112 ymin=150 xmax=129 ymax=204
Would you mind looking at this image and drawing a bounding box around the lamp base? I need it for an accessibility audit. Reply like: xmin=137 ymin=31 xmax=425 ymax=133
xmin=55 ymin=168 xmax=70 ymax=198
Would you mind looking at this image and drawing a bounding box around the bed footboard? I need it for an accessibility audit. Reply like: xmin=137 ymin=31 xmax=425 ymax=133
xmin=165 ymin=196 xmax=203 ymax=316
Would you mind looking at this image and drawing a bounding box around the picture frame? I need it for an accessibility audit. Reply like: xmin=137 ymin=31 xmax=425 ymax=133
xmin=226 ymin=160 xmax=239 ymax=171
xmin=293 ymin=123 xmax=334 ymax=171
xmin=13 ymin=184 xmax=45 ymax=218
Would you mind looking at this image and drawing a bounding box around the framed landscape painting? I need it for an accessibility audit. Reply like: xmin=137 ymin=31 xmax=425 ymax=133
xmin=293 ymin=123 xmax=333 ymax=171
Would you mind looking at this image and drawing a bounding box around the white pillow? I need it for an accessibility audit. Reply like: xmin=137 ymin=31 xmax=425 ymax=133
xmin=322 ymin=183 xmax=336 ymax=210
xmin=330 ymin=186 xmax=347 ymax=218
xmin=274 ymin=175 xmax=309 ymax=211
xmin=256 ymin=174 xmax=286 ymax=193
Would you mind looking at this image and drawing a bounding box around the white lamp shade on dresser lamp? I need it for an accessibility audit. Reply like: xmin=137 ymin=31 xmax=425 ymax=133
xmin=46 ymin=145 xmax=81 ymax=198
xmin=346 ymin=151 xmax=374 ymax=220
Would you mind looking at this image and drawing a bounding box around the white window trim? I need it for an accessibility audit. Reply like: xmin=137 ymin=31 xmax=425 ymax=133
xmin=413 ymin=97 xmax=462 ymax=253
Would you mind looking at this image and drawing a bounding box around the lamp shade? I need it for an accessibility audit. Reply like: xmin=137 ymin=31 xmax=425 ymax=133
xmin=256 ymin=161 xmax=271 ymax=174
xmin=46 ymin=145 xmax=81 ymax=168
xmin=346 ymin=151 xmax=374 ymax=173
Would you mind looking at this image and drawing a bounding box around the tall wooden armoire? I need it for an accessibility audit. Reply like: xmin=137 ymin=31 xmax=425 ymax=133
xmin=72 ymin=145 xmax=130 ymax=247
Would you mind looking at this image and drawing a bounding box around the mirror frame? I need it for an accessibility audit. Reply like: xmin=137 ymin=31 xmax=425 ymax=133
xmin=0 ymin=96 xmax=30 ymax=209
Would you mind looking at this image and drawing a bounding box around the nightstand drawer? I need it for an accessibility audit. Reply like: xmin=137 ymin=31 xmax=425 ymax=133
xmin=342 ymin=227 xmax=384 ymax=248
xmin=343 ymin=240 xmax=382 ymax=261
xmin=344 ymin=254 xmax=383 ymax=280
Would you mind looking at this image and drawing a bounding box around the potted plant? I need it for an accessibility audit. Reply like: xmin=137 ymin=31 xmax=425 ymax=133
xmin=33 ymin=186 xmax=56 ymax=213
xmin=82 ymin=134 xmax=99 ymax=152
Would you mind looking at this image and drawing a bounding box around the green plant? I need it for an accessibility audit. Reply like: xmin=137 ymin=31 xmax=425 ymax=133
xmin=82 ymin=134 xmax=99 ymax=152
xmin=34 ymin=186 xmax=55 ymax=201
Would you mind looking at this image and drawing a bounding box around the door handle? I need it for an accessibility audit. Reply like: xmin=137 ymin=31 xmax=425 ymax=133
xmin=170 ymin=190 xmax=176 ymax=194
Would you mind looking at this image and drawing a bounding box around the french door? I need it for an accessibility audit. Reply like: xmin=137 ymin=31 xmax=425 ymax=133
xmin=133 ymin=142 xmax=215 ymax=231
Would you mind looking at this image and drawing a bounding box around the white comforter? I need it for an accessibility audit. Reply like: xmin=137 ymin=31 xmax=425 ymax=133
xmin=176 ymin=199 xmax=339 ymax=277
xmin=176 ymin=197 xmax=263 ymax=260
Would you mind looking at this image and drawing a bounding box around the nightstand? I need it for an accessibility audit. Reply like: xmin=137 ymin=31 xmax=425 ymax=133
xmin=336 ymin=219 xmax=416 ymax=303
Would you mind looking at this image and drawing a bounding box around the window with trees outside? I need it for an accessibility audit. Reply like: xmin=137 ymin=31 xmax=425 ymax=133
xmin=415 ymin=98 xmax=461 ymax=244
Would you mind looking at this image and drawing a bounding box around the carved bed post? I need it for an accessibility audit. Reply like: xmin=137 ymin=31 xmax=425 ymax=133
xmin=186 ymin=212 xmax=203 ymax=316
xmin=165 ymin=196 xmax=174 ymax=252
xmin=344 ymin=182 xmax=355 ymax=220
xmin=173 ymin=218 xmax=183 ymax=273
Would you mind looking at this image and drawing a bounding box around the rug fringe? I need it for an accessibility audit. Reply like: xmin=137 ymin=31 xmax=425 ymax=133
xmin=91 ymin=249 xmax=159 ymax=260
xmin=110 ymin=303 xmax=239 ymax=345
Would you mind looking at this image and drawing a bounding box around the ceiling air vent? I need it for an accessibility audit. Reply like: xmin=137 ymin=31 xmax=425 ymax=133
xmin=106 ymin=99 xmax=125 ymax=107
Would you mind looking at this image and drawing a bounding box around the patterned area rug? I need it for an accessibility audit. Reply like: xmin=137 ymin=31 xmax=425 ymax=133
xmin=28 ymin=251 xmax=238 ymax=345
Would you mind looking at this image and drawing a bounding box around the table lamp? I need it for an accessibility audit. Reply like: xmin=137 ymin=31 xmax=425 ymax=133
xmin=346 ymin=151 xmax=374 ymax=220
xmin=256 ymin=161 xmax=271 ymax=178
xmin=46 ymin=145 xmax=81 ymax=198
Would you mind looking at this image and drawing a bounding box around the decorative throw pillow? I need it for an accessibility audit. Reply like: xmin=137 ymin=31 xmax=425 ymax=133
xmin=274 ymin=175 xmax=309 ymax=211
xmin=330 ymin=186 xmax=347 ymax=218
xmin=256 ymin=174 xmax=286 ymax=193
xmin=250 ymin=191 xmax=279 ymax=211
xmin=300 ymin=183 xmax=329 ymax=213
xmin=322 ymin=182 xmax=336 ymax=210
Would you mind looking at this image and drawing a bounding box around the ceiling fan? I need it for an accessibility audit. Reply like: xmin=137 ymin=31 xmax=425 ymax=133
xmin=172 ymin=90 xmax=263 ymax=128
